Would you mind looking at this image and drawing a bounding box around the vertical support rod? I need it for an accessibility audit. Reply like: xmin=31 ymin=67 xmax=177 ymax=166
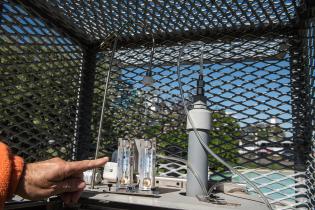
xmin=75 ymin=47 xmax=97 ymax=160
xmin=290 ymin=37 xmax=309 ymax=172
xmin=299 ymin=6 xmax=315 ymax=208
xmin=305 ymin=18 xmax=315 ymax=209
xmin=290 ymin=33 xmax=309 ymax=208
xmin=91 ymin=38 xmax=117 ymax=188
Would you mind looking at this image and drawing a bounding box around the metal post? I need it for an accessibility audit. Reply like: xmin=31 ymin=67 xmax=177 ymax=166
xmin=290 ymin=32 xmax=309 ymax=208
xmin=304 ymin=17 xmax=315 ymax=209
xmin=290 ymin=36 xmax=309 ymax=172
xmin=75 ymin=47 xmax=97 ymax=160
xmin=186 ymin=100 xmax=211 ymax=196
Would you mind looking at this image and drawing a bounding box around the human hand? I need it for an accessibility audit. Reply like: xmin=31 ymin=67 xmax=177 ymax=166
xmin=15 ymin=157 xmax=108 ymax=205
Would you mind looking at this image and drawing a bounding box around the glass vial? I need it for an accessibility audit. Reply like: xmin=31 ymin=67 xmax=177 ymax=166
xmin=117 ymin=138 xmax=134 ymax=188
xmin=139 ymin=138 xmax=156 ymax=191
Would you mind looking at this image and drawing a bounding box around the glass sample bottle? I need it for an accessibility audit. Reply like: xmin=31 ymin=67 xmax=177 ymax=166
xmin=139 ymin=138 xmax=156 ymax=191
xmin=117 ymin=138 xmax=134 ymax=188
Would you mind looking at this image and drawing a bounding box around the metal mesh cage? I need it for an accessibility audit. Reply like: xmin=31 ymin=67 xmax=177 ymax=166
xmin=1 ymin=0 xmax=315 ymax=209
xmin=97 ymin=34 xmax=295 ymax=169
xmin=40 ymin=0 xmax=300 ymax=41
xmin=91 ymin=32 xmax=308 ymax=209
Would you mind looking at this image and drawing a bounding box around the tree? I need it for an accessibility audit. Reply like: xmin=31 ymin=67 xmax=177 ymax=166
xmin=208 ymin=111 xmax=241 ymax=172
xmin=0 ymin=37 xmax=80 ymax=161
xmin=242 ymin=123 xmax=285 ymax=143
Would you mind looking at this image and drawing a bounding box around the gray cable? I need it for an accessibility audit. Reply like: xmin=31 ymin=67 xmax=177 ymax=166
xmin=176 ymin=42 xmax=273 ymax=210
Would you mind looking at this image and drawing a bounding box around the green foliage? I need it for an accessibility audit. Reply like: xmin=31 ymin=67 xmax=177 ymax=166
xmin=91 ymin=61 xmax=149 ymax=156
xmin=208 ymin=111 xmax=241 ymax=171
xmin=1 ymin=38 xmax=81 ymax=161
xmin=147 ymin=124 xmax=188 ymax=157
xmin=1 ymin=37 xmax=240 ymax=168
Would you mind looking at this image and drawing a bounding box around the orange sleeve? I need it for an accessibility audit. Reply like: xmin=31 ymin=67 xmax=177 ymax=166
xmin=0 ymin=142 xmax=24 ymax=210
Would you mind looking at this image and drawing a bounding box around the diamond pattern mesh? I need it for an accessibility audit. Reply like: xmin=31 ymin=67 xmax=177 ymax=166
xmin=35 ymin=0 xmax=300 ymax=41
xmin=90 ymin=33 xmax=307 ymax=208
xmin=93 ymin=34 xmax=294 ymax=171
xmin=0 ymin=0 xmax=83 ymax=162
xmin=1 ymin=0 xmax=314 ymax=209
xmin=234 ymin=170 xmax=307 ymax=209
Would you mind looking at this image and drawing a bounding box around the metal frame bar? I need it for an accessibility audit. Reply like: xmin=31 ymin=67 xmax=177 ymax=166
xmin=105 ymin=25 xmax=299 ymax=51
xmin=75 ymin=47 xmax=97 ymax=160
xmin=290 ymin=37 xmax=309 ymax=172
xmin=15 ymin=0 xmax=301 ymax=52
xmin=290 ymin=1 xmax=314 ymax=173
xmin=303 ymin=2 xmax=315 ymax=208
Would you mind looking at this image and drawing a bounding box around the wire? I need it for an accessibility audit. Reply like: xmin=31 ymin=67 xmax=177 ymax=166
xmin=148 ymin=27 xmax=155 ymax=77
xmin=199 ymin=42 xmax=204 ymax=76
xmin=176 ymin=42 xmax=273 ymax=210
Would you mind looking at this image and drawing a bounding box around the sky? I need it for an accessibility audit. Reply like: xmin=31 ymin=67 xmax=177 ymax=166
xmin=121 ymin=57 xmax=292 ymax=134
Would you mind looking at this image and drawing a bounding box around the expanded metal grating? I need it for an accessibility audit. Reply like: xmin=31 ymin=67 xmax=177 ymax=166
xmin=91 ymin=33 xmax=307 ymax=209
xmin=35 ymin=0 xmax=300 ymax=41
xmin=233 ymin=169 xmax=306 ymax=209
xmin=105 ymin=34 xmax=296 ymax=172
xmin=0 ymin=0 xmax=83 ymax=162
xmin=1 ymin=0 xmax=315 ymax=209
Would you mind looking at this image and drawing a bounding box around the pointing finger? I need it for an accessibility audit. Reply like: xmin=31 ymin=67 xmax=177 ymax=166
xmin=65 ymin=157 xmax=108 ymax=177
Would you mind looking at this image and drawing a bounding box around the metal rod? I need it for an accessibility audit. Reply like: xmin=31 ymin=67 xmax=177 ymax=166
xmin=148 ymin=30 xmax=155 ymax=76
xmin=91 ymin=21 xmax=153 ymax=188
xmin=91 ymin=38 xmax=118 ymax=189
